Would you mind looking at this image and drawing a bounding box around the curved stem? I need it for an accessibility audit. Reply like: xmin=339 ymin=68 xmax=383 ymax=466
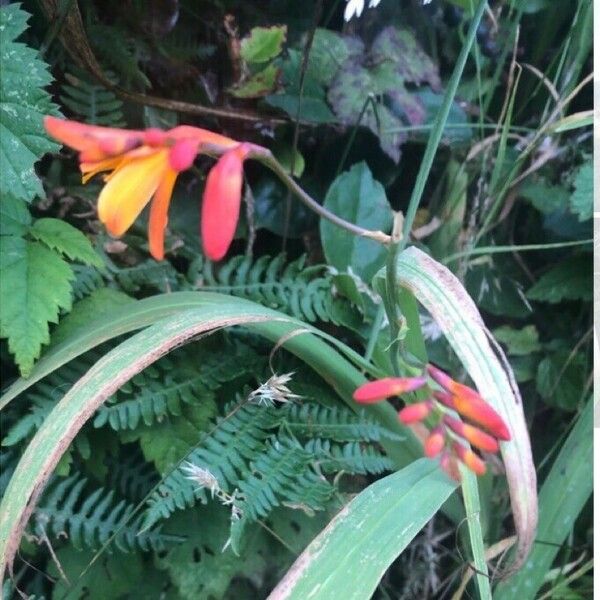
xmin=249 ymin=147 xmax=392 ymax=244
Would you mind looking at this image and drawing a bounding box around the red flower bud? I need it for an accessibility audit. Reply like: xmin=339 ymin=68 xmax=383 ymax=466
xmin=201 ymin=145 xmax=249 ymax=261
xmin=398 ymin=400 xmax=433 ymax=424
xmin=453 ymin=443 xmax=487 ymax=476
xmin=440 ymin=451 xmax=461 ymax=481
xmin=353 ymin=376 xmax=427 ymax=404
xmin=424 ymin=426 xmax=446 ymax=458
xmin=443 ymin=416 xmax=499 ymax=453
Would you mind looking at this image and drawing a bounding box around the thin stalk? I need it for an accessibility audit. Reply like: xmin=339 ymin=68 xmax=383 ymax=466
xmin=443 ymin=239 xmax=592 ymax=264
xmin=384 ymin=0 xmax=489 ymax=376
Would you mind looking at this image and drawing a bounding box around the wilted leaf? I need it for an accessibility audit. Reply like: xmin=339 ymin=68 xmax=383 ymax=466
xmin=369 ymin=26 xmax=441 ymax=90
xmin=320 ymin=163 xmax=393 ymax=281
xmin=230 ymin=64 xmax=281 ymax=98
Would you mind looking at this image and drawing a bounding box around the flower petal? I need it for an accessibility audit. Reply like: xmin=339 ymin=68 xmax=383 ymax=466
xmin=148 ymin=168 xmax=178 ymax=260
xmin=424 ymin=426 xmax=445 ymax=458
xmin=98 ymin=150 xmax=168 ymax=237
xmin=45 ymin=116 xmax=142 ymax=159
xmin=201 ymin=147 xmax=247 ymax=261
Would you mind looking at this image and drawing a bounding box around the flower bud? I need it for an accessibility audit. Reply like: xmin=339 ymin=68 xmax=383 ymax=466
xmin=398 ymin=400 xmax=433 ymax=424
xmin=443 ymin=416 xmax=499 ymax=453
xmin=353 ymin=376 xmax=427 ymax=404
xmin=453 ymin=443 xmax=487 ymax=476
xmin=424 ymin=426 xmax=445 ymax=458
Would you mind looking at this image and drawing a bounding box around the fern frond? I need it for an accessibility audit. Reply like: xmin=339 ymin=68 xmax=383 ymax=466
xmin=35 ymin=475 xmax=182 ymax=553
xmin=114 ymin=259 xmax=182 ymax=293
xmin=72 ymin=265 xmax=106 ymax=300
xmin=190 ymin=254 xmax=360 ymax=325
xmin=106 ymin=447 xmax=159 ymax=502
xmin=94 ymin=344 xmax=262 ymax=430
xmin=305 ymin=439 xmax=394 ymax=475
xmin=282 ymin=404 xmax=402 ymax=443
xmin=143 ymin=402 xmax=281 ymax=528
xmin=60 ymin=69 xmax=125 ymax=126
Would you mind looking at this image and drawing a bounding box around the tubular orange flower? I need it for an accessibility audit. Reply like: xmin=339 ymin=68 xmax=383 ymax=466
xmin=352 ymin=376 xmax=427 ymax=404
xmin=44 ymin=116 xmax=244 ymax=261
xmin=453 ymin=443 xmax=487 ymax=476
xmin=443 ymin=415 xmax=499 ymax=453
xmin=424 ymin=426 xmax=445 ymax=458
xmin=428 ymin=365 xmax=511 ymax=441
xmin=201 ymin=144 xmax=251 ymax=261
xmin=397 ymin=400 xmax=433 ymax=424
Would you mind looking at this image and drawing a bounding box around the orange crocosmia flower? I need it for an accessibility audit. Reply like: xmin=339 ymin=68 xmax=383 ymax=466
xmin=353 ymin=376 xmax=427 ymax=404
xmin=44 ymin=117 xmax=243 ymax=261
xmin=442 ymin=415 xmax=499 ymax=453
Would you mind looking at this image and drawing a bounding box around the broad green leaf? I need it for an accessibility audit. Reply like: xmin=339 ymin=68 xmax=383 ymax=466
xmin=320 ymin=162 xmax=393 ymax=281
xmin=495 ymin=398 xmax=592 ymax=599
xmin=268 ymin=459 xmax=456 ymax=600
xmin=0 ymin=4 xmax=60 ymax=202
xmin=271 ymin=142 xmax=305 ymax=177
xmin=520 ymin=179 xmax=570 ymax=215
xmin=379 ymin=246 xmax=538 ymax=573
xmin=569 ymin=160 xmax=592 ymax=222
xmin=265 ymin=93 xmax=336 ymax=123
xmin=29 ymin=218 xmax=104 ymax=267
xmin=0 ymin=194 xmax=31 ymax=236
xmin=240 ymin=26 xmax=287 ymax=64
xmin=265 ymin=49 xmax=336 ymax=123
xmin=493 ymin=325 xmax=541 ymax=356
xmin=527 ymin=255 xmax=592 ymax=303
xmin=0 ymin=236 xmax=73 ymax=376
xmin=536 ymin=350 xmax=588 ymax=411
xmin=0 ymin=296 xmax=424 ymax=578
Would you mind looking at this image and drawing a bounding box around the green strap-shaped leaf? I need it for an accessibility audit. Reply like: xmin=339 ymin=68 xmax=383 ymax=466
xmin=268 ymin=459 xmax=456 ymax=600
xmin=494 ymin=397 xmax=593 ymax=599
xmin=378 ymin=246 xmax=537 ymax=574
xmin=0 ymin=296 xmax=424 ymax=580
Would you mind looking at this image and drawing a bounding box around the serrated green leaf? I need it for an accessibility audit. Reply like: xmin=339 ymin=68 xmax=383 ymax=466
xmin=265 ymin=93 xmax=335 ymax=123
xmin=320 ymin=163 xmax=393 ymax=281
xmin=240 ymin=25 xmax=287 ymax=64
xmin=527 ymin=255 xmax=592 ymax=303
xmin=0 ymin=236 xmax=73 ymax=376
xmin=493 ymin=325 xmax=541 ymax=356
xmin=0 ymin=4 xmax=60 ymax=202
xmin=29 ymin=218 xmax=104 ymax=267
xmin=0 ymin=194 xmax=31 ymax=236
xmin=569 ymin=160 xmax=592 ymax=222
